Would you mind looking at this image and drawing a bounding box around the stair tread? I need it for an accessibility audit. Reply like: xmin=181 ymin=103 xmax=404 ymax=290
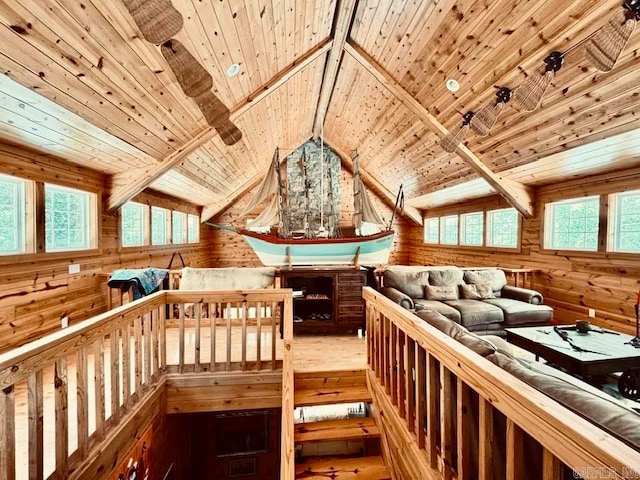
xmin=295 ymin=455 xmax=390 ymax=479
xmin=295 ymin=417 xmax=380 ymax=444
xmin=295 ymin=385 xmax=372 ymax=407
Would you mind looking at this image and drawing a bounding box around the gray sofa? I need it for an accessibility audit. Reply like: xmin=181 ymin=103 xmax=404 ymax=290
xmin=381 ymin=266 xmax=553 ymax=335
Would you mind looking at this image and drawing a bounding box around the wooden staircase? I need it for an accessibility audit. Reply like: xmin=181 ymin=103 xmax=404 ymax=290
xmin=292 ymin=370 xmax=391 ymax=479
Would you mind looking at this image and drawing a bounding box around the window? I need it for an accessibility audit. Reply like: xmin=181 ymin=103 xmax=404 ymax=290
xmin=172 ymin=211 xmax=186 ymax=244
xmin=0 ymin=174 xmax=27 ymax=255
xmin=187 ymin=214 xmax=199 ymax=243
xmin=151 ymin=207 xmax=169 ymax=245
xmin=424 ymin=218 xmax=439 ymax=244
xmin=441 ymin=215 xmax=458 ymax=245
xmin=45 ymin=184 xmax=94 ymax=252
xmin=121 ymin=202 xmax=148 ymax=247
xmin=544 ymin=197 xmax=599 ymax=251
xmin=611 ymin=190 xmax=640 ymax=253
xmin=487 ymin=208 xmax=519 ymax=248
xmin=460 ymin=212 xmax=484 ymax=246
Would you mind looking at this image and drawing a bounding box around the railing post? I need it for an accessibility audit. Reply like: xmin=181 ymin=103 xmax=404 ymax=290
xmin=76 ymin=347 xmax=89 ymax=458
xmin=1 ymin=384 xmax=15 ymax=480
xmin=280 ymin=295 xmax=294 ymax=480
xmin=28 ymin=371 xmax=44 ymax=480
xmin=54 ymin=357 xmax=68 ymax=477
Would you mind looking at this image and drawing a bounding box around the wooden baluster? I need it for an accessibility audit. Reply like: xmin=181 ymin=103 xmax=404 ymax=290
xmin=440 ymin=365 xmax=454 ymax=480
xmin=406 ymin=337 xmax=416 ymax=433
xmin=178 ymin=304 xmax=185 ymax=373
xmin=241 ymin=300 xmax=247 ymax=371
xmin=390 ymin=324 xmax=397 ymax=406
xmin=152 ymin=309 xmax=159 ymax=381
xmin=210 ymin=302 xmax=218 ymax=372
xmin=426 ymin=353 xmax=439 ymax=469
xmin=28 ymin=371 xmax=44 ymax=480
xmin=256 ymin=301 xmax=262 ymax=370
xmin=479 ymin=398 xmax=495 ymax=480
xmin=375 ymin=312 xmax=382 ymax=377
xmin=76 ymin=348 xmax=89 ymax=458
xmin=144 ymin=313 xmax=152 ymax=384
xmin=1 ymin=384 xmax=15 ymax=480
xmin=54 ymin=358 xmax=68 ymax=477
xmin=397 ymin=330 xmax=406 ymax=419
xmin=195 ymin=303 xmax=202 ymax=373
xmin=226 ymin=302 xmax=232 ymax=371
xmin=542 ymin=448 xmax=563 ymax=480
xmin=94 ymin=338 xmax=105 ymax=440
xmin=379 ymin=313 xmax=386 ymax=387
xmin=415 ymin=346 xmax=426 ymax=449
xmin=384 ymin=316 xmax=391 ymax=394
xmin=159 ymin=304 xmax=166 ymax=371
xmin=457 ymin=379 xmax=475 ymax=480
xmin=122 ymin=321 xmax=131 ymax=408
xmin=506 ymin=419 xmax=525 ymax=480
xmin=271 ymin=302 xmax=277 ymax=370
xmin=110 ymin=331 xmax=120 ymax=423
xmin=134 ymin=315 xmax=143 ymax=393
xmin=366 ymin=304 xmax=372 ymax=366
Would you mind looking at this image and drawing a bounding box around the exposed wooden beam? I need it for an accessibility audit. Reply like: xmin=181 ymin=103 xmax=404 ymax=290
xmin=326 ymin=140 xmax=423 ymax=225
xmin=311 ymin=0 xmax=358 ymax=139
xmin=106 ymin=39 xmax=333 ymax=212
xmin=344 ymin=41 xmax=535 ymax=219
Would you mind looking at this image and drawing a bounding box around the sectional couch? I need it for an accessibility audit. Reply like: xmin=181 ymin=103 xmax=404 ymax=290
xmin=381 ymin=266 xmax=553 ymax=335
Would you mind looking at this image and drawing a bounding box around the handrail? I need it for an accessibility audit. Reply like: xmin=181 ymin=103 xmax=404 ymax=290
xmin=363 ymin=287 xmax=640 ymax=480
xmin=0 ymin=289 xmax=291 ymax=480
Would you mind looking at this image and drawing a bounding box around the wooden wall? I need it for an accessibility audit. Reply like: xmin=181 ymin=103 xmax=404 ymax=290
xmin=0 ymin=142 xmax=216 ymax=351
xmin=209 ymin=166 xmax=411 ymax=267
xmin=409 ymin=167 xmax=640 ymax=334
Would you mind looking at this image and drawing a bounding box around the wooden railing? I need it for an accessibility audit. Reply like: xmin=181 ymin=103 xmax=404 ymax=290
xmin=363 ymin=287 xmax=640 ymax=480
xmin=0 ymin=289 xmax=290 ymax=480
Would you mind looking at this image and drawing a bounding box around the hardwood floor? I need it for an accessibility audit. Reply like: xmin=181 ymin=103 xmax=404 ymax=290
xmin=11 ymin=327 xmax=366 ymax=479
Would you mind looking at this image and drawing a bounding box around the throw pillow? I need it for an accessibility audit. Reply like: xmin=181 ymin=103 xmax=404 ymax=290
xmin=460 ymin=282 xmax=495 ymax=300
xmin=424 ymin=285 xmax=459 ymax=301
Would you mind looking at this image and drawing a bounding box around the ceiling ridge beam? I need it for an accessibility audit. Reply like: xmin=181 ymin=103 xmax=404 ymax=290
xmin=343 ymin=41 xmax=535 ymax=219
xmin=326 ymin=140 xmax=423 ymax=225
xmin=106 ymin=39 xmax=334 ymax=212
xmin=311 ymin=0 xmax=358 ymax=139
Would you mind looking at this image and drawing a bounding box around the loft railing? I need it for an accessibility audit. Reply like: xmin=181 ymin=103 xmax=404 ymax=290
xmin=363 ymin=287 xmax=640 ymax=480
xmin=0 ymin=289 xmax=291 ymax=480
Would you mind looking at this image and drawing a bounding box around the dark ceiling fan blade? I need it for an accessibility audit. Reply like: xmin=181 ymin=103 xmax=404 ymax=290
xmin=122 ymin=0 xmax=183 ymax=44
xmin=216 ymin=120 xmax=243 ymax=146
xmin=441 ymin=112 xmax=474 ymax=153
xmin=512 ymin=52 xmax=564 ymax=111
xmin=161 ymin=39 xmax=214 ymax=98
xmin=194 ymin=91 xmax=231 ymax=128
xmin=470 ymin=88 xmax=512 ymax=136
xmin=585 ymin=8 xmax=637 ymax=72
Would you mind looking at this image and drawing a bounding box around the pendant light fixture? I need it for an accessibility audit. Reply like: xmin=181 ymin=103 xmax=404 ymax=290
xmin=441 ymin=112 xmax=475 ymax=153
xmin=470 ymin=87 xmax=512 ymax=136
xmin=512 ymin=51 xmax=564 ymax=111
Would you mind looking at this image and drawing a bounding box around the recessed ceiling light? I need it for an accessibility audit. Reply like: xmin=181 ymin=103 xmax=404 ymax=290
xmin=446 ymin=78 xmax=460 ymax=92
xmin=226 ymin=63 xmax=240 ymax=77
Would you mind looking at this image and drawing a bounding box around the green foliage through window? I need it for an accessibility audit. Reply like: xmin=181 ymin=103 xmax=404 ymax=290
xmin=188 ymin=214 xmax=199 ymax=243
xmin=461 ymin=212 xmax=483 ymax=246
xmin=441 ymin=216 xmax=458 ymax=245
xmin=0 ymin=175 xmax=25 ymax=255
xmin=545 ymin=197 xmax=599 ymax=251
xmin=424 ymin=217 xmax=439 ymax=243
xmin=151 ymin=207 xmax=168 ymax=245
xmin=172 ymin=211 xmax=186 ymax=244
xmin=121 ymin=202 xmax=146 ymax=247
xmin=487 ymin=209 xmax=519 ymax=248
xmin=45 ymin=184 xmax=91 ymax=252
xmin=613 ymin=190 xmax=640 ymax=253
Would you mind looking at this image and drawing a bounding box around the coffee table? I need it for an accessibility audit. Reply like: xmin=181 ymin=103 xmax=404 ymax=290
xmin=506 ymin=325 xmax=640 ymax=377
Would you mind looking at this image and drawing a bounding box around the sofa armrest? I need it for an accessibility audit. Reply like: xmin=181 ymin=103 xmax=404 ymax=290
xmin=501 ymin=285 xmax=543 ymax=305
xmin=380 ymin=287 xmax=415 ymax=310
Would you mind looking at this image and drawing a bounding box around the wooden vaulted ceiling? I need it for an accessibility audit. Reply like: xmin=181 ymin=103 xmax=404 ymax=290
xmin=0 ymin=0 xmax=639 ymax=222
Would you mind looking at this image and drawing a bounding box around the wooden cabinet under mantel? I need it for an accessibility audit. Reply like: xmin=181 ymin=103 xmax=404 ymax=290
xmin=279 ymin=267 xmax=366 ymax=334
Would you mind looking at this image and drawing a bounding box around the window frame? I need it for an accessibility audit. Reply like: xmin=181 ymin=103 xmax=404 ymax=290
xmin=119 ymin=201 xmax=150 ymax=248
xmin=542 ymin=196 xmax=601 ymax=253
xmin=423 ymin=217 xmax=440 ymax=244
xmin=151 ymin=206 xmax=170 ymax=246
xmin=187 ymin=214 xmax=200 ymax=244
xmin=440 ymin=215 xmax=459 ymax=245
xmin=609 ymin=189 xmax=640 ymax=254
xmin=486 ymin=208 xmax=521 ymax=250
xmin=0 ymin=174 xmax=31 ymax=256
xmin=460 ymin=211 xmax=484 ymax=247
xmin=171 ymin=211 xmax=187 ymax=245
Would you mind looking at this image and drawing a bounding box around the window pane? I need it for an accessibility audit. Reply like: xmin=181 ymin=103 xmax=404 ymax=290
xmin=121 ymin=202 xmax=146 ymax=247
xmin=461 ymin=212 xmax=483 ymax=246
xmin=0 ymin=174 xmax=26 ymax=255
xmin=613 ymin=190 xmax=640 ymax=253
xmin=172 ymin=211 xmax=186 ymax=244
xmin=424 ymin=218 xmax=439 ymax=244
xmin=441 ymin=215 xmax=458 ymax=245
xmin=188 ymin=214 xmax=199 ymax=243
xmin=545 ymin=197 xmax=599 ymax=251
xmin=487 ymin=208 xmax=519 ymax=248
xmin=45 ymin=184 xmax=91 ymax=252
xmin=151 ymin=207 xmax=168 ymax=245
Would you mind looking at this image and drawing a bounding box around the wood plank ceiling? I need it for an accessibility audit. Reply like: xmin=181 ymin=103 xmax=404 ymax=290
xmin=0 ymin=0 xmax=638 ymax=219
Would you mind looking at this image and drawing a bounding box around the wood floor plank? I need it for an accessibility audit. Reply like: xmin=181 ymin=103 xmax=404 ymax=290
xmin=295 ymin=417 xmax=380 ymax=444
xmin=295 ymin=456 xmax=390 ymax=479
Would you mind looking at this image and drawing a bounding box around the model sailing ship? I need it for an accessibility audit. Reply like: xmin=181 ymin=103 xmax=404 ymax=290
xmin=226 ymin=147 xmax=399 ymax=267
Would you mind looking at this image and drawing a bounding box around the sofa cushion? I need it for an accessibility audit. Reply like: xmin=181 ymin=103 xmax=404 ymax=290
xmin=464 ymin=269 xmax=507 ymax=295
xmin=460 ymin=282 xmax=495 ymax=300
xmin=414 ymin=300 xmax=461 ymax=322
xmin=444 ymin=299 xmax=504 ymax=327
xmin=424 ymin=284 xmax=459 ymax=301
xmin=416 ymin=310 xmax=497 ymax=357
xmin=483 ymin=298 xmax=553 ymax=325
xmin=487 ymin=351 xmax=640 ymax=450
xmin=383 ymin=268 xmax=429 ymax=299
xmin=428 ymin=268 xmax=464 ymax=287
